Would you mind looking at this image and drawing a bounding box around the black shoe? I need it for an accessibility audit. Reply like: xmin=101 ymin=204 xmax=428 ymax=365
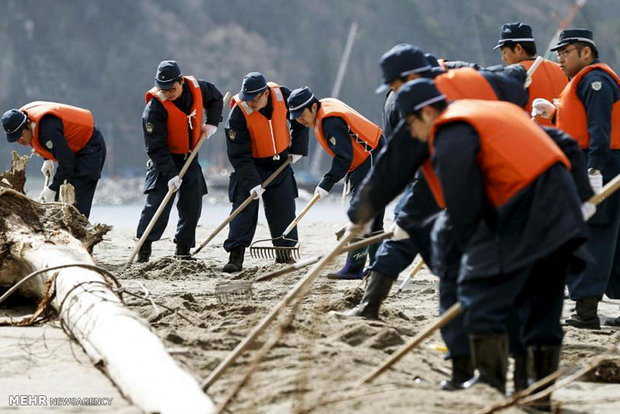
xmin=526 ymin=344 xmax=561 ymax=410
xmin=565 ymin=296 xmax=600 ymax=329
xmin=275 ymin=249 xmax=296 ymax=264
xmin=136 ymin=241 xmax=152 ymax=263
xmin=463 ymin=333 xmax=508 ymax=394
xmin=175 ymin=243 xmax=196 ymax=261
xmin=512 ymin=353 xmax=528 ymax=394
xmin=223 ymin=246 xmax=245 ymax=273
xmin=341 ymin=271 xmax=393 ymax=319
xmin=440 ymin=355 xmax=474 ymax=391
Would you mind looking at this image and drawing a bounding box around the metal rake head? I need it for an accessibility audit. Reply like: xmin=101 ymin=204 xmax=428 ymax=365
xmin=249 ymin=237 xmax=301 ymax=260
xmin=214 ymin=281 xmax=253 ymax=304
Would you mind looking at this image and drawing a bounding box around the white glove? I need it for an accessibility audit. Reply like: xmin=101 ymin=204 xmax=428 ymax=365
xmin=38 ymin=187 xmax=56 ymax=203
xmin=346 ymin=220 xmax=372 ymax=236
xmin=581 ymin=202 xmax=597 ymax=221
xmin=289 ymin=154 xmax=303 ymax=164
xmin=250 ymin=184 xmax=265 ymax=200
xmin=392 ymin=222 xmax=410 ymax=241
xmin=314 ymin=186 xmax=329 ymax=199
xmin=531 ymin=98 xmax=556 ymax=119
xmin=167 ymin=175 xmax=182 ymax=192
xmin=41 ymin=160 xmax=54 ymax=178
xmin=202 ymin=124 xmax=217 ymax=138
xmin=588 ymin=171 xmax=603 ymax=194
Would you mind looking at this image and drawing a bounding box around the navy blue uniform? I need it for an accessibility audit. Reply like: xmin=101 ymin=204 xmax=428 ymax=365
xmin=433 ymin=121 xmax=586 ymax=346
xmin=136 ymin=79 xmax=223 ymax=248
xmin=566 ymin=63 xmax=620 ymax=300
xmin=224 ymin=86 xmax=308 ymax=251
xmin=37 ymin=115 xmax=106 ymax=218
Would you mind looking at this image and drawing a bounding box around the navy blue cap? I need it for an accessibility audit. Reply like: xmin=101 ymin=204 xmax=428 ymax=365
xmin=494 ymin=22 xmax=535 ymax=50
xmin=2 ymin=109 xmax=28 ymax=142
xmin=155 ymin=60 xmax=182 ymax=89
xmin=395 ymin=78 xmax=446 ymax=118
xmin=288 ymin=86 xmax=315 ymax=120
xmin=550 ymin=28 xmax=597 ymax=52
xmin=424 ymin=53 xmax=441 ymax=68
xmin=239 ymin=72 xmax=268 ymax=101
xmin=376 ymin=44 xmax=430 ymax=94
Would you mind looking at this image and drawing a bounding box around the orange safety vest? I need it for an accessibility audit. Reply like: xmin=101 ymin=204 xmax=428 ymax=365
xmin=428 ymin=100 xmax=570 ymax=208
xmin=556 ymin=63 xmax=620 ymax=149
xmin=145 ymin=75 xmax=204 ymax=154
xmin=420 ymin=68 xmax=499 ymax=205
xmin=521 ymin=59 xmax=567 ymax=127
xmin=313 ymin=98 xmax=382 ymax=172
xmin=230 ymin=82 xmax=290 ymax=159
xmin=21 ymin=101 xmax=94 ymax=162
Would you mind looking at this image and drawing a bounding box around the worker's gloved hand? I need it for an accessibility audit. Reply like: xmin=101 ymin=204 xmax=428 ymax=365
xmin=346 ymin=220 xmax=372 ymax=237
xmin=289 ymin=154 xmax=303 ymax=164
xmin=531 ymin=98 xmax=556 ymax=119
xmin=588 ymin=170 xmax=603 ymax=193
xmin=41 ymin=160 xmax=55 ymax=178
xmin=168 ymin=175 xmax=182 ymax=192
xmin=391 ymin=222 xmax=410 ymax=241
xmin=581 ymin=202 xmax=597 ymax=221
xmin=202 ymin=124 xmax=217 ymax=138
xmin=314 ymin=186 xmax=329 ymax=199
xmin=38 ymin=187 xmax=56 ymax=203
xmin=250 ymin=184 xmax=265 ymax=200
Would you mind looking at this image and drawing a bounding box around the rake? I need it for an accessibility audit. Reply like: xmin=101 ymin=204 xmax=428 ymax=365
xmin=248 ymin=192 xmax=322 ymax=260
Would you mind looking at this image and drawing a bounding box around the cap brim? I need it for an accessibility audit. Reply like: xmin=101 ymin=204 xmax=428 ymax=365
xmin=239 ymin=90 xmax=261 ymax=102
xmin=375 ymin=83 xmax=390 ymax=94
xmin=493 ymin=42 xmax=504 ymax=50
xmin=550 ymin=41 xmax=570 ymax=52
xmin=289 ymin=108 xmax=305 ymax=120
xmin=6 ymin=129 xmax=22 ymax=143
xmin=155 ymin=79 xmax=177 ymax=89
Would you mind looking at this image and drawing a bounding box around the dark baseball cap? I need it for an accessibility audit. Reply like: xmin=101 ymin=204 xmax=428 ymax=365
xmin=550 ymin=28 xmax=597 ymax=52
xmin=395 ymin=78 xmax=446 ymax=118
xmin=288 ymin=87 xmax=315 ymax=120
xmin=1 ymin=109 xmax=28 ymax=142
xmin=239 ymin=72 xmax=268 ymax=101
xmin=494 ymin=22 xmax=535 ymax=50
xmin=376 ymin=44 xmax=430 ymax=94
xmin=155 ymin=60 xmax=182 ymax=89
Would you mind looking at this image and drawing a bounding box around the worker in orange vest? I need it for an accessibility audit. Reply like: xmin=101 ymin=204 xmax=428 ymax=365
xmin=493 ymin=21 xmax=567 ymax=126
xmin=288 ymin=86 xmax=385 ymax=280
xmin=2 ymin=102 xmax=106 ymax=218
xmin=533 ymin=29 xmax=620 ymax=329
xmin=396 ymin=78 xmax=587 ymax=397
xmin=136 ymin=60 xmax=223 ymax=263
xmin=223 ymin=72 xmax=308 ymax=272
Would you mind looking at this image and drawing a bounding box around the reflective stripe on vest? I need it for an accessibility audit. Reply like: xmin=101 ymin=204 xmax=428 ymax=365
xmin=144 ymin=75 xmax=204 ymax=154
xmin=521 ymin=59 xmax=568 ymax=127
xmin=556 ymin=63 xmax=620 ymax=149
xmin=230 ymin=82 xmax=290 ymax=159
xmin=429 ymin=100 xmax=570 ymax=208
xmin=313 ymin=98 xmax=382 ymax=172
xmin=21 ymin=101 xmax=94 ymax=162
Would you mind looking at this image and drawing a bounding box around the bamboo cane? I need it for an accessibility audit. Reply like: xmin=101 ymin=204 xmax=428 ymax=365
xmin=395 ymin=258 xmax=425 ymax=294
xmin=192 ymin=157 xmax=292 ymax=256
xmin=281 ymin=193 xmax=321 ymax=237
xmin=125 ymin=92 xmax=231 ymax=268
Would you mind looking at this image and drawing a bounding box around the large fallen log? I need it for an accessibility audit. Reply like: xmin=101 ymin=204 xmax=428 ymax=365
xmin=0 ymin=156 xmax=214 ymax=413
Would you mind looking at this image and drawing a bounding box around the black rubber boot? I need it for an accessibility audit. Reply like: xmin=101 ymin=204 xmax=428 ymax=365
xmin=342 ymin=271 xmax=393 ymax=319
xmin=565 ymin=296 xmax=600 ymax=329
xmin=136 ymin=241 xmax=152 ymax=263
xmin=440 ymin=355 xmax=474 ymax=391
xmin=463 ymin=333 xmax=508 ymax=394
xmin=175 ymin=243 xmax=196 ymax=261
xmin=604 ymin=316 xmax=620 ymax=327
xmin=223 ymin=246 xmax=245 ymax=273
xmin=275 ymin=249 xmax=296 ymax=264
xmin=526 ymin=344 xmax=561 ymax=410
xmin=512 ymin=353 xmax=528 ymax=394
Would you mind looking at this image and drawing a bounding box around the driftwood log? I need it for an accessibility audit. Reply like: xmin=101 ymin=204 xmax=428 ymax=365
xmin=0 ymin=156 xmax=214 ymax=414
